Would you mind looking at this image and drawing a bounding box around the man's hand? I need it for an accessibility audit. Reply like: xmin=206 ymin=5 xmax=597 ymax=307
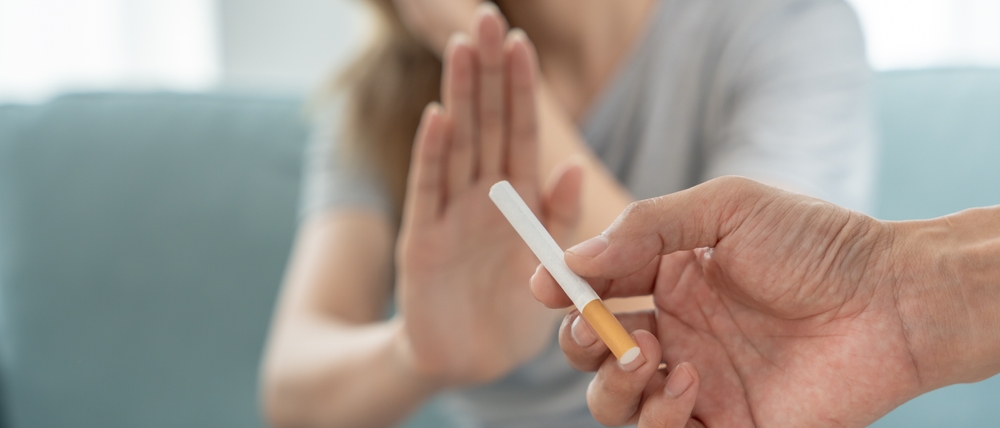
xmin=531 ymin=177 xmax=925 ymax=427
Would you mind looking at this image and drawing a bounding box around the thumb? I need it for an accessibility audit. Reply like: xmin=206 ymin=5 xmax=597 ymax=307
xmin=638 ymin=362 xmax=701 ymax=428
xmin=542 ymin=160 xmax=584 ymax=246
xmin=565 ymin=176 xmax=771 ymax=279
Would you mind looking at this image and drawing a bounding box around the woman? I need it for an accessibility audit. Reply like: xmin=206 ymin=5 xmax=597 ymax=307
xmin=261 ymin=0 xmax=876 ymax=426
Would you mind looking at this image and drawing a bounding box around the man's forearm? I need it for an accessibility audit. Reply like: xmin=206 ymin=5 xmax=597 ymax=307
xmin=890 ymin=206 xmax=1000 ymax=393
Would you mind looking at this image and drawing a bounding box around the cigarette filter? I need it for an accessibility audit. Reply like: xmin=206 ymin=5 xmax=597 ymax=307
xmin=489 ymin=181 xmax=640 ymax=364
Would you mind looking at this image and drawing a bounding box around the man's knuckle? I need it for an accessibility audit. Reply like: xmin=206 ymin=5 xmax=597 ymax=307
xmin=623 ymin=199 xmax=657 ymax=222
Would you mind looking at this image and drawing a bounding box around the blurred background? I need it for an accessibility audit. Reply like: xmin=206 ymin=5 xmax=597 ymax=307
xmin=0 ymin=1 xmax=998 ymax=427
xmin=2 ymin=0 xmax=999 ymax=103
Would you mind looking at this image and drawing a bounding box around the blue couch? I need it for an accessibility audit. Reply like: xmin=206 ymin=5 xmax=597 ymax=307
xmin=0 ymin=69 xmax=997 ymax=427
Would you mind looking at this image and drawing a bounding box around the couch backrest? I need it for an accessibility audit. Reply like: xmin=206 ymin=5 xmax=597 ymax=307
xmin=872 ymin=69 xmax=1000 ymax=426
xmin=875 ymin=68 xmax=1000 ymax=220
xmin=0 ymin=93 xmax=307 ymax=428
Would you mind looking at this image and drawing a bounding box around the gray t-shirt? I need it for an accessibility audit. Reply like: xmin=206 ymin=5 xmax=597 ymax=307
xmin=300 ymin=0 xmax=876 ymax=426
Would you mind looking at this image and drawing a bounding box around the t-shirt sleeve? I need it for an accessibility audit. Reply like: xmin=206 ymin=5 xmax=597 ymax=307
xmin=703 ymin=0 xmax=877 ymax=213
xmin=298 ymin=98 xmax=392 ymax=220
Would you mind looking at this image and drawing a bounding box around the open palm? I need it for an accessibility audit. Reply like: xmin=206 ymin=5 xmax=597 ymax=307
xmin=394 ymin=12 xmax=581 ymax=386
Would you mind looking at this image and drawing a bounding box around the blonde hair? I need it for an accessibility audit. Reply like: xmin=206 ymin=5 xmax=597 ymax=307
xmin=322 ymin=0 xmax=443 ymax=220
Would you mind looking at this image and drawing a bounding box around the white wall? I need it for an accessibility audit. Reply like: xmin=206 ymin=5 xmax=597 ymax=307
xmin=3 ymin=0 xmax=1000 ymax=104
xmin=215 ymin=0 xmax=1000 ymax=89
xmin=0 ymin=0 xmax=219 ymax=103
xmin=0 ymin=0 xmax=369 ymax=103
xmin=215 ymin=0 xmax=369 ymax=94
xmin=848 ymin=0 xmax=1000 ymax=70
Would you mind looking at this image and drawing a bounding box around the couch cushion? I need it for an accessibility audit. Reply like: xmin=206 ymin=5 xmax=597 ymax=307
xmin=0 ymin=93 xmax=307 ymax=428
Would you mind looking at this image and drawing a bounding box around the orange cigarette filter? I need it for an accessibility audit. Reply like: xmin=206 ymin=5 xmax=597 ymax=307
xmin=581 ymin=299 xmax=638 ymax=361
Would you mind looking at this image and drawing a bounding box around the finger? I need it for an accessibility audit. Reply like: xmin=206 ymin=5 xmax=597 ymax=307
xmin=542 ymin=160 xmax=583 ymax=246
xmin=472 ymin=2 xmax=508 ymax=180
xmin=504 ymin=28 xmax=539 ymax=188
xmin=586 ymin=330 xmax=662 ymax=426
xmin=530 ymin=264 xmax=570 ymax=308
xmin=637 ymin=362 xmax=701 ymax=428
xmin=564 ymin=176 xmax=774 ymax=278
xmin=530 ymin=256 xmax=661 ymax=309
xmin=401 ymin=103 xmax=449 ymax=225
xmin=441 ymin=33 xmax=477 ymax=197
xmin=558 ymin=310 xmax=656 ymax=372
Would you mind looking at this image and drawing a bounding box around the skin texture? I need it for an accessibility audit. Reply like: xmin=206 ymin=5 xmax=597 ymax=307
xmin=534 ymin=177 xmax=1000 ymax=427
xmin=532 ymin=177 xmax=928 ymax=427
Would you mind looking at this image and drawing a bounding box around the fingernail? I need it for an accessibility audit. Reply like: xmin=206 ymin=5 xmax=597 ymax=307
xmin=570 ymin=315 xmax=598 ymax=347
xmin=665 ymin=364 xmax=694 ymax=397
xmin=447 ymin=32 xmax=471 ymax=48
xmin=530 ymin=263 xmax=543 ymax=281
xmin=619 ymin=346 xmax=646 ymax=372
xmin=421 ymin=102 xmax=437 ymax=118
xmin=509 ymin=28 xmax=528 ymax=42
xmin=476 ymin=2 xmax=500 ymax=16
xmin=567 ymin=235 xmax=608 ymax=257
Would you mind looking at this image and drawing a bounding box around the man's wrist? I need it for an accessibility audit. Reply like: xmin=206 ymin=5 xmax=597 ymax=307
xmin=889 ymin=207 xmax=1000 ymax=392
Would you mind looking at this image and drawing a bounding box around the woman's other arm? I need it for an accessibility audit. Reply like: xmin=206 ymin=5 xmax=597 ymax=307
xmin=535 ymin=83 xmax=634 ymax=245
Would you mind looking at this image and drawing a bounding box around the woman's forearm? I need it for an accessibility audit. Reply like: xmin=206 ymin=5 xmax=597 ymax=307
xmin=535 ymin=82 xmax=633 ymax=244
xmin=534 ymin=82 xmax=657 ymax=313
xmin=262 ymin=212 xmax=439 ymax=428
xmin=891 ymin=206 xmax=1000 ymax=393
xmin=262 ymin=317 xmax=439 ymax=428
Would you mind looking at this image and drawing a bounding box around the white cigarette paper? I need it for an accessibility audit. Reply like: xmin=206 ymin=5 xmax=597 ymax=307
xmin=488 ymin=181 xmax=599 ymax=310
xmin=489 ymin=181 xmax=640 ymax=365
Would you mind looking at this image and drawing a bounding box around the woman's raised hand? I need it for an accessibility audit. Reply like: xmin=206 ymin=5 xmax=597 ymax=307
xmin=393 ymin=8 xmax=583 ymax=386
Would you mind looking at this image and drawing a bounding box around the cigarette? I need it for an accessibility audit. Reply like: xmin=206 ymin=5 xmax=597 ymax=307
xmin=489 ymin=181 xmax=641 ymax=365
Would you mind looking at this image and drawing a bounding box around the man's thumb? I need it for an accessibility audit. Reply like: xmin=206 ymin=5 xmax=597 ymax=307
xmin=565 ymin=176 xmax=767 ymax=279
